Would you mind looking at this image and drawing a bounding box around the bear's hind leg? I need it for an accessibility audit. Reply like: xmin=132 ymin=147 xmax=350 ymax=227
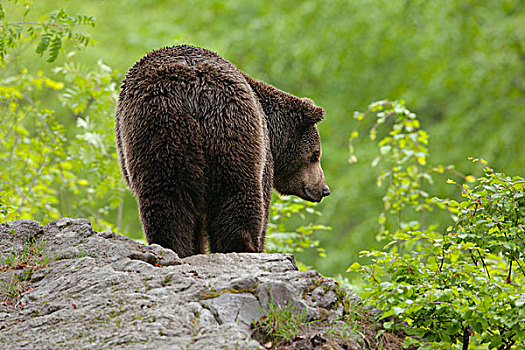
xmin=206 ymin=189 xmax=264 ymax=254
xmin=138 ymin=190 xmax=201 ymax=258
xmin=192 ymin=213 xmax=207 ymax=255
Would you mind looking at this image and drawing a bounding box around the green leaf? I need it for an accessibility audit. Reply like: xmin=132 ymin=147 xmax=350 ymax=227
xmin=383 ymin=321 xmax=394 ymax=329
xmin=35 ymin=33 xmax=52 ymax=56
xmin=392 ymin=307 xmax=405 ymax=315
xmin=393 ymin=232 xmax=411 ymax=240
xmin=380 ymin=145 xmax=391 ymax=155
xmin=47 ymin=36 xmax=62 ymax=63
xmin=370 ymin=129 xmax=377 ymax=141
xmin=347 ymin=262 xmax=361 ymax=271
xmin=407 ymin=165 xmax=418 ymax=178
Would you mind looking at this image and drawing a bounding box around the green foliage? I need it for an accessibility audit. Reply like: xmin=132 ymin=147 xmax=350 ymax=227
xmin=324 ymin=318 xmax=360 ymax=341
xmin=0 ymin=0 xmax=95 ymax=62
xmin=349 ymin=101 xmax=525 ymax=349
xmin=350 ymin=100 xmax=441 ymax=243
xmin=54 ymin=60 xmax=125 ymax=229
xmin=0 ymin=237 xmax=49 ymax=304
xmin=0 ymin=276 xmax=26 ymax=303
xmin=0 ymin=238 xmax=49 ymax=271
xmin=0 ymin=1 xmax=124 ymax=232
xmin=265 ymin=196 xmax=329 ymax=257
xmin=444 ymin=159 xmax=525 ymax=280
xmin=0 ymin=67 xmax=68 ymax=222
xmin=253 ymin=300 xmax=308 ymax=344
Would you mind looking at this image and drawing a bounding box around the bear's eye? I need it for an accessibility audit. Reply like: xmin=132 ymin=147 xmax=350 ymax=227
xmin=310 ymin=151 xmax=320 ymax=163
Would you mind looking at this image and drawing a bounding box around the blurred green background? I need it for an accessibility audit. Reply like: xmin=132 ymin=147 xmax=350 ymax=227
xmin=8 ymin=0 xmax=525 ymax=277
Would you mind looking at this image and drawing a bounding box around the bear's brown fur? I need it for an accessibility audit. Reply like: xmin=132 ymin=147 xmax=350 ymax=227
xmin=116 ymin=45 xmax=329 ymax=258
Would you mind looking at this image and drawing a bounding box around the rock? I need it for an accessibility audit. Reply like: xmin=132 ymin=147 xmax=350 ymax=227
xmin=0 ymin=219 xmax=43 ymax=252
xmin=201 ymin=292 xmax=261 ymax=327
xmin=256 ymin=281 xmax=319 ymax=321
xmin=0 ymin=218 xmax=375 ymax=349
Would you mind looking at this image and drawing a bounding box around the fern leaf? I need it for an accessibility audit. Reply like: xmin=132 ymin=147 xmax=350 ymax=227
xmin=47 ymin=35 xmax=62 ymax=63
xmin=35 ymin=33 xmax=52 ymax=57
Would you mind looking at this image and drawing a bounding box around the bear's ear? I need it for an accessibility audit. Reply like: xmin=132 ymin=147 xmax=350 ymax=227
xmin=302 ymin=105 xmax=325 ymax=125
xmin=299 ymin=97 xmax=325 ymax=125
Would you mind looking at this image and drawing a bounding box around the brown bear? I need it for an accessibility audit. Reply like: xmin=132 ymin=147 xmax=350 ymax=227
xmin=116 ymin=45 xmax=329 ymax=258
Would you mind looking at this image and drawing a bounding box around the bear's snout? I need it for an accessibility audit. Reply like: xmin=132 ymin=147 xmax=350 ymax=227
xmin=322 ymin=186 xmax=331 ymax=198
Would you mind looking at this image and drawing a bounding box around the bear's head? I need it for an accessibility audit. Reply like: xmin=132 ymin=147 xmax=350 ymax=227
xmin=273 ymin=98 xmax=330 ymax=203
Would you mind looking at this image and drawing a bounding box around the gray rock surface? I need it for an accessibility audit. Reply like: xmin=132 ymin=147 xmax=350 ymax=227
xmin=0 ymin=218 xmax=361 ymax=349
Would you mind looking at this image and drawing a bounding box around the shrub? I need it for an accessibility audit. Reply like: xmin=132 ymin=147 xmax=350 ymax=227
xmin=0 ymin=1 xmax=125 ymax=231
xmin=349 ymin=101 xmax=525 ymax=349
xmin=265 ymin=195 xmax=329 ymax=258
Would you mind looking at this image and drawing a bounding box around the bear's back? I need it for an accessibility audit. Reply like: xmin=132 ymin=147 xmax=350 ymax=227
xmin=118 ymin=45 xmax=254 ymax=119
xmin=122 ymin=45 xmax=239 ymax=90
xmin=136 ymin=45 xmax=229 ymax=70
xmin=117 ymin=45 xmax=265 ymax=161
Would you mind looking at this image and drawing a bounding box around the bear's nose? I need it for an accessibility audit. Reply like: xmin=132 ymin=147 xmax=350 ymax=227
xmin=322 ymin=186 xmax=330 ymax=197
